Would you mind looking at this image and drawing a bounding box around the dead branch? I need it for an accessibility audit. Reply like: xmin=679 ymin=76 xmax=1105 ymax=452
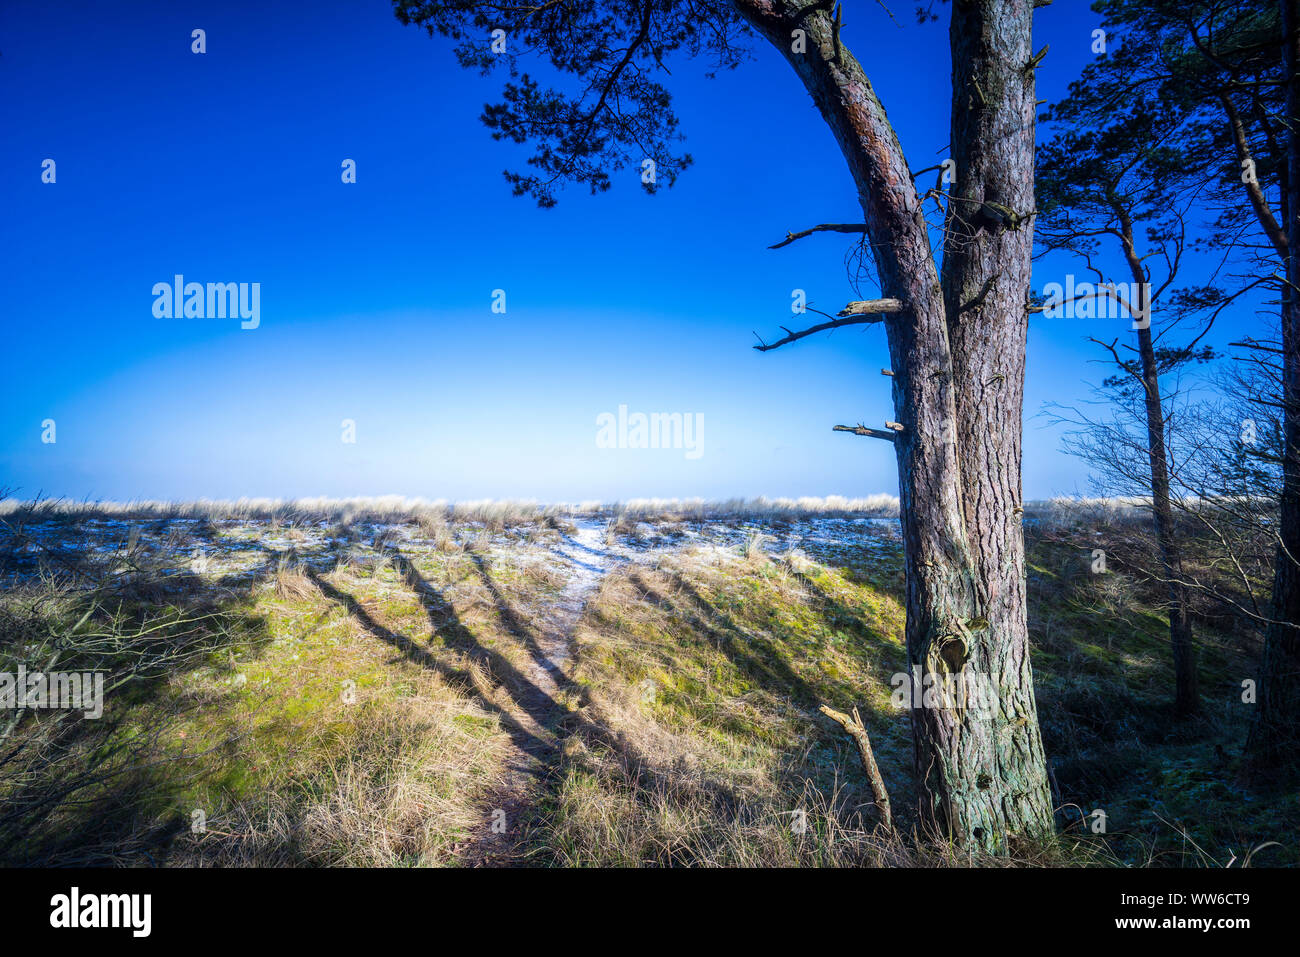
xmin=769 ymin=222 xmax=868 ymax=249
xmin=831 ymin=2 xmax=843 ymax=62
xmin=753 ymin=298 xmax=903 ymax=352
xmin=819 ymin=704 xmax=893 ymax=831
xmin=833 ymin=424 xmax=897 ymax=442
xmin=838 ymin=297 xmax=905 ymax=316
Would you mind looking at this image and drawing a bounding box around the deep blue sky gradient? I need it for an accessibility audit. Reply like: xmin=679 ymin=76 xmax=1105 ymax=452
xmin=0 ymin=0 xmax=1269 ymax=502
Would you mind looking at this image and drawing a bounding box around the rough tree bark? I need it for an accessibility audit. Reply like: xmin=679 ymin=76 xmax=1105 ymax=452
xmin=735 ymin=0 xmax=1053 ymax=849
xmin=1248 ymin=0 xmax=1300 ymax=770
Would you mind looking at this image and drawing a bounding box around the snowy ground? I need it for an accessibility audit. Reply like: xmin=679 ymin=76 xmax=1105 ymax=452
xmin=0 ymin=513 xmax=903 ymax=590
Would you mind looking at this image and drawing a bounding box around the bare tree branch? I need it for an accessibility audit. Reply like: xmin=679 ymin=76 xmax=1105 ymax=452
xmin=833 ymin=423 xmax=897 ymax=442
xmin=752 ymin=299 xmax=902 ymax=352
xmin=769 ymin=223 xmax=869 ymax=249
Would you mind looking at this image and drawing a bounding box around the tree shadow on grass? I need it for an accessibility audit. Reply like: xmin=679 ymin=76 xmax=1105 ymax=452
xmin=620 ymin=561 xmax=914 ymax=810
xmin=0 ymin=523 xmax=757 ymax=865
xmin=629 ymin=568 xmax=825 ymax=708
xmin=393 ymin=548 xmax=767 ymax=860
xmin=303 ymin=560 xmax=556 ymax=762
xmin=386 ymin=547 xmax=670 ymax=769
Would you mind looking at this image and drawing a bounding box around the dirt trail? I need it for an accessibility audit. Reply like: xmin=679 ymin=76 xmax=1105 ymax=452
xmin=466 ymin=519 xmax=623 ymax=864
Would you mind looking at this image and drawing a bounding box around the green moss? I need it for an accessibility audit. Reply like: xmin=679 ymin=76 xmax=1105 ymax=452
xmin=452 ymin=713 xmax=498 ymax=737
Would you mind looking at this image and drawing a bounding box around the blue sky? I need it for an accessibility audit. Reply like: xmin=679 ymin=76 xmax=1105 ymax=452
xmin=0 ymin=0 xmax=1268 ymax=503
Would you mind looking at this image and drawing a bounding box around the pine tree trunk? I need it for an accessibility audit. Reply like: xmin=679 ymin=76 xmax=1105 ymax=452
xmin=936 ymin=0 xmax=1054 ymax=844
xmin=1134 ymin=318 xmax=1199 ymax=716
xmin=734 ymin=0 xmax=1053 ymax=849
xmin=1248 ymin=0 xmax=1300 ymax=769
xmin=1111 ymin=214 xmax=1199 ymax=716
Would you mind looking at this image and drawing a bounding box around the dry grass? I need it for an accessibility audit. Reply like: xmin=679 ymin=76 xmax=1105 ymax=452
xmin=3 ymin=499 xmax=1293 ymax=867
xmin=273 ymin=560 xmax=315 ymax=602
xmin=0 ymin=494 xmax=903 ymax=526
xmin=171 ymin=697 xmax=511 ymax=867
xmin=0 ymin=514 xmax=572 ymax=866
xmin=545 ymin=547 xmax=1108 ymax=866
xmin=5 ymin=493 xmax=1256 ymax=530
xmin=546 ymin=547 xmax=911 ymax=865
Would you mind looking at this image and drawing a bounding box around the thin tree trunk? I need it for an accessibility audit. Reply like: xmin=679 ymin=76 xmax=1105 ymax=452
xmin=1135 ymin=316 xmax=1199 ymax=715
xmin=1112 ymin=209 xmax=1199 ymax=715
xmin=1248 ymin=0 xmax=1300 ymax=769
xmin=734 ymin=0 xmax=1053 ymax=849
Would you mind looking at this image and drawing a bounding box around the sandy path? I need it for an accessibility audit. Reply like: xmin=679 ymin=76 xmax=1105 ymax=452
xmin=525 ymin=520 xmax=620 ymax=696
xmin=467 ymin=519 xmax=624 ymax=864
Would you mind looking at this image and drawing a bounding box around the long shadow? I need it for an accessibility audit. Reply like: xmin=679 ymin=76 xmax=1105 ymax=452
xmin=627 ymin=564 xmax=915 ymax=822
xmin=2 ymin=518 xmax=748 ymax=864
xmin=304 ymin=562 xmax=555 ymax=760
xmin=227 ymin=536 xmax=587 ymax=765
xmin=462 ymin=550 xmax=580 ymax=700
xmin=450 ymin=549 xmax=752 ymax=823
xmin=383 ymin=547 xmax=742 ymax=861
xmin=631 ymin=568 xmax=824 ymax=708
xmin=784 ymin=562 xmax=908 ymax=670
xmin=401 ymin=546 xmax=648 ymax=763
